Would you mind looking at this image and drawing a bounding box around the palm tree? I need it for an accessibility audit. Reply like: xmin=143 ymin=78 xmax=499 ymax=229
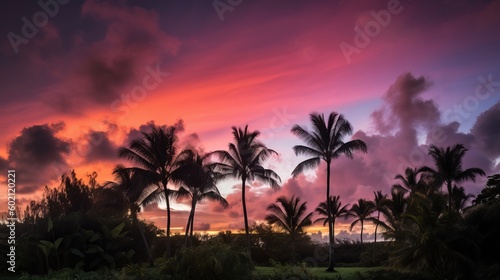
xmin=378 ymin=189 xmax=408 ymax=241
xmin=313 ymin=195 xmax=350 ymax=246
xmin=291 ymin=112 xmax=367 ymax=271
xmin=349 ymin=199 xmax=375 ymax=244
xmin=420 ymin=144 xmax=485 ymax=216
xmin=172 ymin=153 xmax=229 ymax=246
xmin=104 ymin=165 xmax=155 ymax=263
xmin=393 ymin=167 xmax=425 ymax=196
xmin=369 ymin=191 xmax=389 ymax=243
xmin=118 ymin=125 xmax=191 ymax=258
xmin=449 ymin=185 xmax=474 ymax=212
xmin=265 ymin=195 xmax=313 ymax=262
xmin=211 ymin=125 xmax=281 ymax=258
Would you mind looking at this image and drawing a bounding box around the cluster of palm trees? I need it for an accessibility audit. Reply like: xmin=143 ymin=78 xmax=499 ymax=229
xmin=263 ymin=143 xmax=486 ymax=276
xmin=110 ymin=124 xmax=281 ymax=261
xmin=109 ymin=112 xmax=366 ymax=266
xmin=108 ymin=111 xmax=485 ymax=275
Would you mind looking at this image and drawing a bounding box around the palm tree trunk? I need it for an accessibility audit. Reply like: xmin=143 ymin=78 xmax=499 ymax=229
xmin=447 ymin=181 xmax=452 ymax=216
xmin=374 ymin=211 xmax=380 ymax=243
xmin=190 ymin=212 xmax=194 ymax=237
xmin=164 ymin=188 xmax=171 ymax=258
xmin=189 ymin=200 xmax=196 ymax=244
xmin=132 ymin=206 xmax=153 ymax=265
xmin=360 ymin=220 xmax=364 ymax=244
xmin=325 ymin=161 xmax=335 ymax=272
xmin=241 ymin=176 xmax=252 ymax=259
xmin=184 ymin=199 xmax=195 ymax=247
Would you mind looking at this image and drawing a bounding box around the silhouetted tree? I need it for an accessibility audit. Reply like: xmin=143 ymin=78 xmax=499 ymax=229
xmin=211 ymin=125 xmax=281 ymax=259
xmin=104 ymin=165 xmax=154 ymax=263
xmin=369 ymin=191 xmax=389 ymax=243
xmin=473 ymin=174 xmax=500 ymax=204
xmin=172 ymin=152 xmax=228 ymax=246
xmin=314 ymin=195 xmax=350 ymax=246
xmin=118 ymin=125 xmax=191 ymax=258
xmin=265 ymin=195 xmax=313 ymax=262
xmin=420 ymin=144 xmax=485 ymax=216
xmin=349 ymin=199 xmax=375 ymax=244
xmin=291 ymin=112 xmax=367 ymax=271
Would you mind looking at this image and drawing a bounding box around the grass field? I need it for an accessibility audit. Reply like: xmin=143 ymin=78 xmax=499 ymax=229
xmin=255 ymin=266 xmax=382 ymax=279
xmin=2 ymin=266 xmax=381 ymax=280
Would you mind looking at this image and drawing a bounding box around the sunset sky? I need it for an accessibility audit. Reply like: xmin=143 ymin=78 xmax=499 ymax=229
xmin=1 ymin=0 xmax=500 ymax=242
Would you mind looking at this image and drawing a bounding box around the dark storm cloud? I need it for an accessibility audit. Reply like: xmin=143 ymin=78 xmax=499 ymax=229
xmin=83 ymin=130 xmax=119 ymax=162
xmin=81 ymin=56 xmax=135 ymax=103
xmin=194 ymin=222 xmax=211 ymax=231
xmin=7 ymin=123 xmax=71 ymax=192
xmin=0 ymin=157 xmax=8 ymax=171
xmin=471 ymin=101 xmax=500 ymax=159
xmin=41 ymin=0 xmax=180 ymax=113
xmin=124 ymin=119 xmax=185 ymax=146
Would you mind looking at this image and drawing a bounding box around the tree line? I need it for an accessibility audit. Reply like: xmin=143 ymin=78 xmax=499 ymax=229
xmin=4 ymin=111 xmax=500 ymax=279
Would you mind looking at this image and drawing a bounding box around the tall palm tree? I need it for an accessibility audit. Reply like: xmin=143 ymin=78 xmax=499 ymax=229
xmin=313 ymin=195 xmax=350 ymax=245
xmin=118 ymin=125 xmax=191 ymax=258
xmin=420 ymin=144 xmax=485 ymax=216
xmin=265 ymin=195 xmax=313 ymax=262
xmin=349 ymin=199 xmax=375 ymax=244
xmin=104 ymin=165 xmax=155 ymax=263
xmin=172 ymin=153 xmax=229 ymax=246
xmin=291 ymin=112 xmax=367 ymax=271
xmin=369 ymin=191 xmax=389 ymax=243
xmin=211 ymin=125 xmax=281 ymax=258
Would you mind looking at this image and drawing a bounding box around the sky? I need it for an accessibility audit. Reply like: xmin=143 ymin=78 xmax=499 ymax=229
xmin=1 ymin=0 xmax=500 ymax=242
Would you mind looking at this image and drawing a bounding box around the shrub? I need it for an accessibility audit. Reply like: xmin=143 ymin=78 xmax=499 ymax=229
xmin=159 ymin=241 xmax=253 ymax=280
xmin=353 ymin=269 xmax=440 ymax=280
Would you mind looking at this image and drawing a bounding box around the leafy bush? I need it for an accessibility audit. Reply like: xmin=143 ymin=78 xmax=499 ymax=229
xmin=353 ymin=269 xmax=440 ymax=280
xmin=359 ymin=243 xmax=389 ymax=267
xmin=157 ymin=241 xmax=253 ymax=280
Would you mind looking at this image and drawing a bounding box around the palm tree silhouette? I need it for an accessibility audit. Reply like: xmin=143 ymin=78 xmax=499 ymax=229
xmin=104 ymin=165 xmax=155 ymax=264
xmin=449 ymin=185 xmax=474 ymax=212
xmin=314 ymin=195 xmax=350 ymax=246
xmin=349 ymin=199 xmax=375 ymax=244
xmin=211 ymin=125 xmax=281 ymax=259
xmin=378 ymin=189 xmax=408 ymax=241
xmin=291 ymin=112 xmax=367 ymax=271
xmin=172 ymin=152 xmax=228 ymax=246
xmin=118 ymin=125 xmax=191 ymax=258
xmin=265 ymin=195 xmax=313 ymax=262
xmin=393 ymin=167 xmax=425 ymax=196
xmin=369 ymin=191 xmax=389 ymax=243
xmin=420 ymin=144 xmax=485 ymax=216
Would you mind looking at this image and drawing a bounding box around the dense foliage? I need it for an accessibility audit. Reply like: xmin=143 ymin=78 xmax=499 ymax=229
xmin=1 ymin=117 xmax=499 ymax=279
